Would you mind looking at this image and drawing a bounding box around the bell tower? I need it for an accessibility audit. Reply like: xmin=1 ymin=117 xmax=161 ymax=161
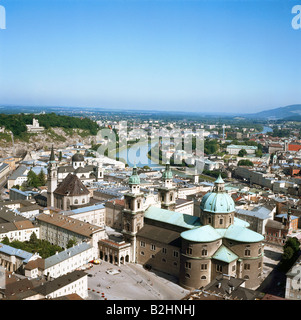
xmin=47 ymin=146 xmax=58 ymax=208
xmin=158 ymin=161 xmax=176 ymax=211
xmin=122 ymin=165 xmax=145 ymax=262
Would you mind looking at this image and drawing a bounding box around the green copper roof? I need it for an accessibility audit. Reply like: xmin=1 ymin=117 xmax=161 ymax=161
xmin=162 ymin=161 xmax=173 ymax=180
xmin=180 ymin=218 xmax=260 ymax=243
xmin=200 ymin=174 xmax=235 ymax=214
xmin=128 ymin=165 xmax=140 ymax=185
xmin=218 ymin=224 xmax=264 ymax=243
xmin=212 ymin=245 xmax=238 ymax=263
xmin=233 ymin=217 xmax=250 ymax=228
xmin=215 ymin=174 xmax=224 ymax=184
xmin=200 ymin=192 xmax=235 ymax=213
xmin=181 ymin=225 xmax=222 ymax=242
xmin=144 ymin=206 xmax=201 ymax=229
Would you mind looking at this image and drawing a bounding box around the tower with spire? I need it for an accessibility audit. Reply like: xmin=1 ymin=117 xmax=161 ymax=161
xmin=47 ymin=145 xmax=58 ymax=208
xmin=157 ymin=161 xmax=176 ymax=211
xmin=121 ymin=165 xmax=145 ymax=262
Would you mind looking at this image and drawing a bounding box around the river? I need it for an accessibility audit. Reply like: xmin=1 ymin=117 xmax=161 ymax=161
xmin=116 ymin=141 xmax=163 ymax=169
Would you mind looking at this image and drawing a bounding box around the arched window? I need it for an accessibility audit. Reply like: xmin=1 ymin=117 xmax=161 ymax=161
xmin=201 ymin=275 xmax=207 ymax=280
xmin=74 ymin=199 xmax=78 ymax=205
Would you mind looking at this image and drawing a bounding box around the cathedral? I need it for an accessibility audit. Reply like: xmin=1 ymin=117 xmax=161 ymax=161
xmin=118 ymin=163 xmax=264 ymax=290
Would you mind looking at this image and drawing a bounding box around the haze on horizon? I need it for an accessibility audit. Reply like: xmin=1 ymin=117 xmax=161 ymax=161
xmin=0 ymin=0 xmax=300 ymax=114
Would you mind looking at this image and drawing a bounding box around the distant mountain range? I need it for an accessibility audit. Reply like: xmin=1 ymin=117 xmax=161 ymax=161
xmin=1 ymin=104 xmax=301 ymax=121
xmin=244 ymin=104 xmax=301 ymax=120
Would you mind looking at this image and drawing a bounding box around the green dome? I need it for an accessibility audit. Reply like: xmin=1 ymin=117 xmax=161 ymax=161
xmin=200 ymin=175 xmax=235 ymax=213
xmin=128 ymin=165 xmax=140 ymax=185
xmin=200 ymin=192 xmax=235 ymax=213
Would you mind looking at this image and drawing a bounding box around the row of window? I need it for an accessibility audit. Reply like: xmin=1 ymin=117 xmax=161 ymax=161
xmin=185 ymin=246 xmax=262 ymax=257
xmin=185 ymin=261 xmax=262 ymax=271
xmin=208 ymin=216 xmax=232 ymax=225
xmin=140 ymin=241 xmax=179 ymax=257
xmin=140 ymin=251 xmax=179 ymax=267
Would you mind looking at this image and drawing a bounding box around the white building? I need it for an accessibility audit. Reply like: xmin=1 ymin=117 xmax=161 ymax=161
xmin=24 ymin=242 xmax=94 ymax=280
xmin=227 ymin=145 xmax=258 ymax=155
xmin=26 ymin=118 xmax=45 ymax=133
xmin=61 ymin=203 xmax=106 ymax=228
xmin=36 ymin=212 xmax=106 ymax=258
xmin=33 ymin=270 xmax=88 ymax=299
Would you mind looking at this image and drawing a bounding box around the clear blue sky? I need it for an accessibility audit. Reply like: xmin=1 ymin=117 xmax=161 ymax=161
xmin=0 ymin=0 xmax=300 ymax=113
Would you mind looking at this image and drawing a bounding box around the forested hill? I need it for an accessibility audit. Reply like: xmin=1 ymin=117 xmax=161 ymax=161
xmin=0 ymin=113 xmax=100 ymax=137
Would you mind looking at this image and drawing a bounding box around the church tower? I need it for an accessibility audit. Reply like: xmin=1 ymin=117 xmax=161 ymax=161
xmin=158 ymin=161 xmax=176 ymax=211
xmin=47 ymin=146 xmax=58 ymax=208
xmin=122 ymin=165 xmax=145 ymax=263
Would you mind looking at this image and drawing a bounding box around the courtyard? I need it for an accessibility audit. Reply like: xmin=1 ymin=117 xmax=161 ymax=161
xmin=85 ymin=259 xmax=189 ymax=300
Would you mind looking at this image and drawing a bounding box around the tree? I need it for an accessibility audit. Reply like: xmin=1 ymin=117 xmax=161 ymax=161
xmin=29 ymin=232 xmax=38 ymax=245
xmin=280 ymin=237 xmax=300 ymax=271
xmin=282 ymin=246 xmax=294 ymax=261
xmin=238 ymin=149 xmax=247 ymax=157
xmin=238 ymin=159 xmax=254 ymax=167
xmin=255 ymin=149 xmax=263 ymax=158
xmin=37 ymin=169 xmax=46 ymax=186
xmin=284 ymin=237 xmax=300 ymax=253
xmin=27 ymin=170 xmax=40 ymax=188
xmin=67 ymin=238 xmax=77 ymax=249
xmin=2 ymin=236 xmax=10 ymax=245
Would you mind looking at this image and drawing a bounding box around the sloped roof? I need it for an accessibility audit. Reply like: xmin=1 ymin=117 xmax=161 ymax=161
xmin=36 ymin=212 xmax=103 ymax=238
xmin=144 ymin=206 xmax=201 ymax=230
xmin=181 ymin=225 xmax=222 ymax=242
xmin=34 ymin=270 xmax=87 ymax=296
xmin=54 ymin=173 xmax=90 ymax=196
xmin=137 ymin=224 xmax=181 ymax=247
xmin=220 ymin=224 xmax=264 ymax=243
xmin=45 ymin=243 xmax=92 ymax=269
xmin=212 ymin=245 xmax=239 ymax=263
xmin=0 ymin=243 xmax=34 ymax=263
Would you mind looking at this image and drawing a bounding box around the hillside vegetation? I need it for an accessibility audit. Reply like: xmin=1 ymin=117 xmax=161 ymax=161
xmin=0 ymin=112 xmax=100 ymax=138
